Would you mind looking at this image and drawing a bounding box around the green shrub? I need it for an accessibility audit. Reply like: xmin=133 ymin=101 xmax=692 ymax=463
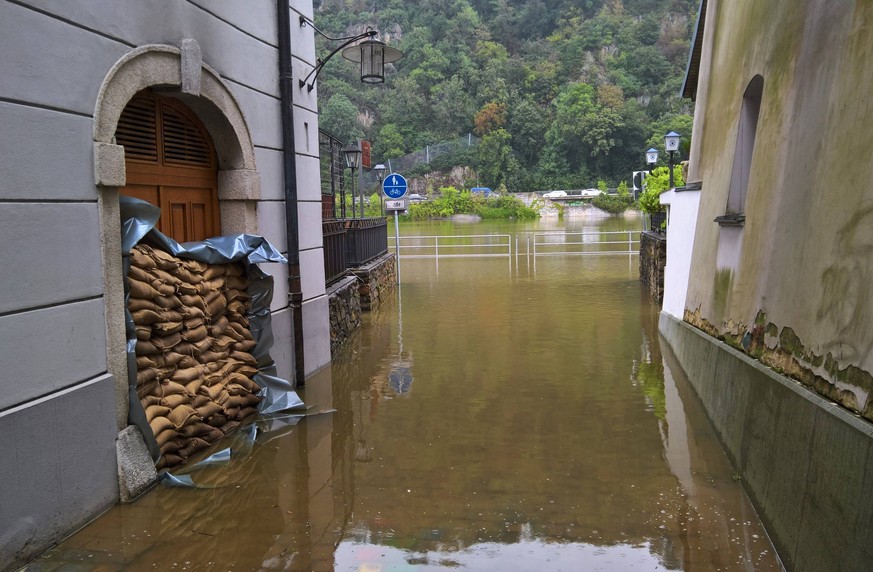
xmin=638 ymin=166 xmax=684 ymax=214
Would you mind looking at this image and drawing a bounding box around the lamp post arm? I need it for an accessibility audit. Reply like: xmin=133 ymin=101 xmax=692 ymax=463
xmin=298 ymin=27 xmax=378 ymax=91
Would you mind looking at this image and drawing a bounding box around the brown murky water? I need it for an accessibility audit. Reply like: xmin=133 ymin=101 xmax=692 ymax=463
xmin=30 ymin=217 xmax=782 ymax=571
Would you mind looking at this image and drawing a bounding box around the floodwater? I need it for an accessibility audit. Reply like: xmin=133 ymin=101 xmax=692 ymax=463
xmin=30 ymin=215 xmax=782 ymax=571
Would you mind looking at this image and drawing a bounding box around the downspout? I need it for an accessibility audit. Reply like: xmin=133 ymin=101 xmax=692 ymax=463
xmin=277 ymin=0 xmax=306 ymax=385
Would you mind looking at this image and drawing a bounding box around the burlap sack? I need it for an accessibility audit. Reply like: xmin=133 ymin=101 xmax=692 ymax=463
xmin=136 ymin=367 xmax=159 ymax=388
xmin=153 ymin=321 xmax=183 ymax=336
xmin=149 ymin=416 xmax=174 ymax=436
xmin=135 ymin=340 xmax=159 ymax=356
xmin=230 ymin=350 xmax=257 ymax=366
xmin=201 ymin=265 xmax=227 ymax=281
xmin=194 ymin=401 xmax=223 ymax=420
xmin=151 ymin=352 xmax=185 ymax=369
xmin=168 ymin=405 xmax=199 ymax=428
xmin=179 ymin=294 xmax=207 ymax=313
xmin=233 ymin=339 xmax=257 ymax=353
xmin=160 ymin=393 xmax=189 ymax=409
xmin=226 ymin=275 xmax=247 ymax=291
xmin=135 ymin=325 xmax=151 ymax=341
xmin=177 ymin=355 xmax=199 ymax=369
xmin=144 ymin=404 xmax=171 ymax=423
xmin=128 ymin=297 xmax=161 ymax=313
xmin=151 ymin=332 xmax=182 ymax=351
xmin=182 ymin=324 xmax=208 ymax=343
xmin=177 ymin=437 xmax=211 ymax=460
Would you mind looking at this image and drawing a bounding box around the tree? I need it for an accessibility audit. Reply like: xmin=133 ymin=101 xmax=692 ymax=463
xmin=476 ymin=128 xmax=515 ymax=188
xmin=473 ymin=102 xmax=508 ymax=136
xmin=320 ymin=94 xmax=362 ymax=143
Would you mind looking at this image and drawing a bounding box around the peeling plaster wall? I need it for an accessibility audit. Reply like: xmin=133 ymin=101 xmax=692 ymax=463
xmin=685 ymin=0 xmax=873 ymax=410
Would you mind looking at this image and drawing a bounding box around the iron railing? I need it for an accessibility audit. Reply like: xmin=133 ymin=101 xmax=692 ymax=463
xmin=346 ymin=217 xmax=388 ymax=267
xmin=319 ymin=129 xmax=346 ymax=219
xmin=320 ymin=129 xmax=389 ymax=282
xmin=323 ymin=220 xmax=347 ymax=285
xmin=649 ymin=211 xmax=667 ymax=234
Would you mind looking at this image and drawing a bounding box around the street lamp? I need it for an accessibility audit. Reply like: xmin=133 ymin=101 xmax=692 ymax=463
xmin=343 ymin=144 xmax=362 ymax=218
xmin=373 ymin=163 xmax=386 ymax=216
xmin=298 ymin=16 xmax=403 ymax=92
xmin=646 ymin=148 xmax=659 ymax=173
xmin=665 ymin=131 xmax=681 ymax=188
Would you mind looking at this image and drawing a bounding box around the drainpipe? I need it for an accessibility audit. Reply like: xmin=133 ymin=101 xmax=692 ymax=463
xmin=277 ymin=0 xmax=305 ymax=385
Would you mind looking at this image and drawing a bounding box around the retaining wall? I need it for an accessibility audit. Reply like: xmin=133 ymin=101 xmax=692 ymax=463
xmin=327 ymin=253 xmax=396 ymax=353
xmin=659 ymin=312 xmax=873 ymax=572
xmin=640 ymin=231 xmax=666 ymax=304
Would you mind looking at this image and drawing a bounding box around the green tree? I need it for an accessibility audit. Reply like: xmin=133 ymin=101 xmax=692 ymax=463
xmin=476 ymin=128 xmax=515 ymax=188
xmin=320 ymin=94 xmax=362 ymax=143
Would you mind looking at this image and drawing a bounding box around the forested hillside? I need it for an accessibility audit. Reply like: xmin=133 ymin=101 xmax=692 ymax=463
xmin=314 ymin=0 xmax=697 ymax=191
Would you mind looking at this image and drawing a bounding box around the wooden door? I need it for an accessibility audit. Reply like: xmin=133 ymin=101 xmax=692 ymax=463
xmin=117 ymin=91 xmax=220 ymax=243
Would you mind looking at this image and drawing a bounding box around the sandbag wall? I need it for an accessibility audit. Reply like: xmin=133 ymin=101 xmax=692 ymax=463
xmin=129 ymin=244 xmax=262 ymax=470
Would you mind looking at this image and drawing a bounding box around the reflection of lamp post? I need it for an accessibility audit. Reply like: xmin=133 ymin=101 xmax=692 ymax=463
xmin=343 ymin=144 xmax=362 ymax=218
xmin=374 ymin=163 xmax=386 ymax=216
xmin=665 ymin=131 xmax=681 ymax=189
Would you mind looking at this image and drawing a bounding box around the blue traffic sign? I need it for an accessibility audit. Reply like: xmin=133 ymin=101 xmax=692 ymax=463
xmin=383 ymin=173 xmax=408 ymax=199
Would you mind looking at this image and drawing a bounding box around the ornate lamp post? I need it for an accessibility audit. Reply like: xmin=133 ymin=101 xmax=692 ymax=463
xmin=646 ymin=148 xmax=659 ymax=173
xmin=373 ymin=163 xmax=386 ymax=216
xmin=343 ymin=144 xmax=362 ymax=218
xmin=665 ymin=131 xmax=681 ymax=188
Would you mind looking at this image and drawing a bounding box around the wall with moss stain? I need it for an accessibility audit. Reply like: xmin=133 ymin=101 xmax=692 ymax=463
xmin=683 ymin=0 xmax=873 ymax=411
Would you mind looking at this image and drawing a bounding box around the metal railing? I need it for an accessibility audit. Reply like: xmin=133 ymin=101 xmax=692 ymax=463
xmin=528 ymin=230 xmax=640 ymax=258
xmin=648 ymin=211 xmax=666 ymax=234
xmin=323 ymin=220 xmax=347 ymax=284
xmin=319 ymin=129 xmax=346 ymax=219
xmin=346 ymin=217 xmax=388 ymax=267
xmin=389 ymin=234 xmax=513 ymax=259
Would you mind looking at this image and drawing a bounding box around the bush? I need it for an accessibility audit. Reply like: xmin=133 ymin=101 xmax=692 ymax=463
xmin=638 ymin=166 xmax=684 ymax=214
xmin=592 ymin=180 xmax=634 ymax=214
xmin=405 ymin=186 xmax=538 ymax=220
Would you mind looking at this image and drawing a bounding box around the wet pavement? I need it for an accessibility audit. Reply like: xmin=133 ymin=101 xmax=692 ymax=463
xmin=29 ymin=218 xmax=782 ymax=571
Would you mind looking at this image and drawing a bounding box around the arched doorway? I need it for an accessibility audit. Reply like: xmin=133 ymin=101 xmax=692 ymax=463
xmin=117 ymin=90 xmax=220 ymax=242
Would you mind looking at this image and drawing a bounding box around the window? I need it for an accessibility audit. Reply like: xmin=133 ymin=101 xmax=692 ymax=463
xmin=717 ymin=75 xmax=763 ymax=226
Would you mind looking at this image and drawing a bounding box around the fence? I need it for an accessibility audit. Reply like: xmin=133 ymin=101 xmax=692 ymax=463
xmin=528 ymin=230 xmax=640 ymax=258
xmin=319 ymin=129 xmax=346 ymax=219
xmin=389 ymin=234 xmax=513 ymax=260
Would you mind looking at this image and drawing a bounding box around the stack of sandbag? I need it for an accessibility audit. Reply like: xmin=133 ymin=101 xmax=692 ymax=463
xmin=128 ymin=244 xmax=262 ymax=470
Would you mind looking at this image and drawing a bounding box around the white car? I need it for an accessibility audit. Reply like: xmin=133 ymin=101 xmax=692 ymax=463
xmin=579 ymin=188 xmax=603 ymax=197
xmin=543 ymin=190 xmax=567 ymax=198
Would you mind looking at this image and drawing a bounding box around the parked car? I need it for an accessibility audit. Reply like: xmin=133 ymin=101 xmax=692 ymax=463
xmin=543 ymin=190 xmax=567 ymax=198
xmin=408 ymin=193 xmax=428 ymax=203
xmin=579 ymin=188 xmax=603 ymax=197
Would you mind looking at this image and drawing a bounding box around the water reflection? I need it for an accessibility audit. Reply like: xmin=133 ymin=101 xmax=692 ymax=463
xmin=31 ymin=218 xmax=780 ymax=571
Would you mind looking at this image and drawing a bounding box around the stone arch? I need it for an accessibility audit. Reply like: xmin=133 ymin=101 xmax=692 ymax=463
xmin=93 ymin=42 xmax=262 ymax=431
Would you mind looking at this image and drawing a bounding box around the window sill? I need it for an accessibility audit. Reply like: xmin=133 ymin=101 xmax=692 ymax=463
xmin=714 ymin=212 xmax=745 ymax=227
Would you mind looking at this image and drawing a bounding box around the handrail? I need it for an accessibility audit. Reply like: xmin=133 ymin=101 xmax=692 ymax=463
xmin=388 ymin=234 xmax=512 ymax=259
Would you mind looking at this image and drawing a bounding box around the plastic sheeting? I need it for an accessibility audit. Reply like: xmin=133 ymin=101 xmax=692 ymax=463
xmin=120 ymin=196 xmax=304 ymax=462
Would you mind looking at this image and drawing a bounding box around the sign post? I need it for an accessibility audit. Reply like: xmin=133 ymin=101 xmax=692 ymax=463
xmin=383 ymin=173 xmax=408 ymax=285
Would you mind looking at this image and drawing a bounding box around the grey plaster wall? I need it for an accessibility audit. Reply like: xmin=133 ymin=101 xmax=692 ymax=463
xmin=0 ymin=374 xmax=118 ymax=567
xmin=0 ymin=0 xmax=322 ymax=566
xmin=660 ymin=313 xmax=873 ymax=572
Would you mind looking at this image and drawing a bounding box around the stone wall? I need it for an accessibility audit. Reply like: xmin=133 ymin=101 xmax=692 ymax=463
xmin=351 ymin=253 xmax=397 ymax=311
xmin=327 ymin=253 xmax=396 ymax=353
xmin=639 ymin=231 xmax=666 ymax=304
xmin=327 ymin=277 xmax=361 ymax=355
xmin=660 ymin=312 xmax=873 ymax=571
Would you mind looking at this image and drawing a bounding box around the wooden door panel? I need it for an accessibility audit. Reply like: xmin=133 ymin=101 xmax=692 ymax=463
xmin=118 ymin=91 xmax=220 ymax=244
xmin=162 ymin=186 xmax=218 ymax=243
xmin=121 ymin=184 xmax=160 ymax=207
